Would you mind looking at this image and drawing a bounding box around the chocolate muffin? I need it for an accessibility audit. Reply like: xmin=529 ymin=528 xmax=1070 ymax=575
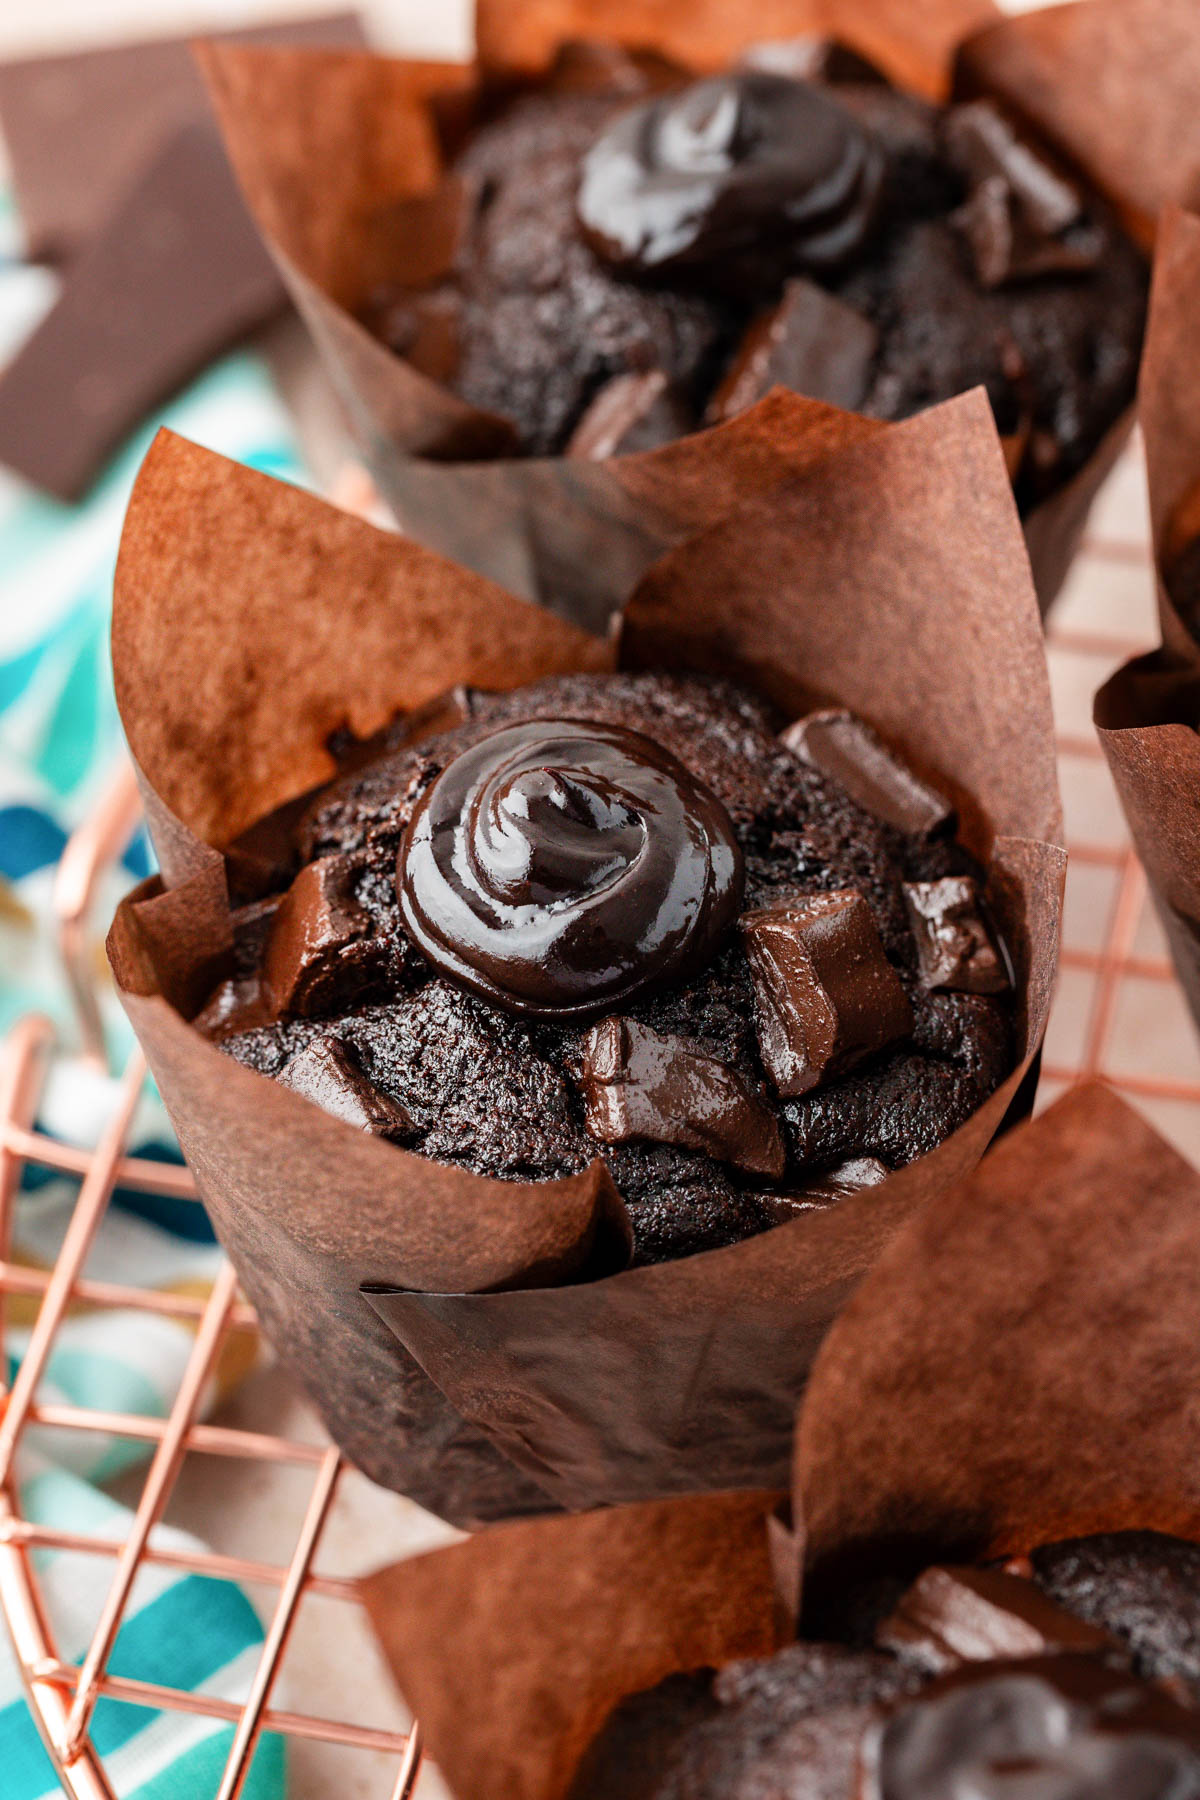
xmin=197 ymin=672 xmax=1013 ymax=1268
xmin=570 ymin=1531 xmax=1200 ymax=1800
xmin=364 ymin=45 xmax=1148 ymax=511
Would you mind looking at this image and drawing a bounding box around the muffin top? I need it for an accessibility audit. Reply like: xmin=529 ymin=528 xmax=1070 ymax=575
xmin=569 ymin=1530 xmax=1200 ymax=1800
xmin=199 ymin=672 xmax=1013 ymax=1267
xmin=365 ymin=46 xmax=1147 ymax=508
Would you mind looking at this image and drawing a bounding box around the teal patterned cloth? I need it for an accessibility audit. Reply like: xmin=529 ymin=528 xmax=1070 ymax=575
xmin=0 ymin=187 xmax=303 ymax=1798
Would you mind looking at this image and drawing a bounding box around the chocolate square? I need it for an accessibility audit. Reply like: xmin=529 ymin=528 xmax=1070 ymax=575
xmin=277 ymin=1037 xmax=414 ymax=1140
xmin=0 ymin=123 xmax=282 ymax=500
xmin=741 ymin=892 xmax=913 ymax=1098
xmin=566 ymin=371 xmax=692 ymax=458
xmin=781 ymin=709 xmax=954 ymax=838
xmin=579 ymin=1017 xmax=785 ymax=1179
xmin=263 ymin=854 xmax=370 ymax=1016
xmin=708 ymin=279 xmax=879 ymax=423
xmin=903 ymin=877 xmax=1009 ymax=995
xmin=877 ymin=1564 xmax=1113 ymax=1673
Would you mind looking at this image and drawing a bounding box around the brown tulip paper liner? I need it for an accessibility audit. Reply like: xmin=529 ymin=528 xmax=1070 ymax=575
xmin=1095 ymin=208 xmax=1200 ymax=1033
xmin=360 ymin=1082 xmax=1200 ymax=1800
xmin=194 ymin=0 xmax=1189 ymax=623
xmin=108 ymin=388 xmax=1062 ymax=1526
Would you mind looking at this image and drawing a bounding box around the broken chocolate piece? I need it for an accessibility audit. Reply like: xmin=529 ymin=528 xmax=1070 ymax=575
xmin=943 ymin=102 xmax=1083 ymax=238
xmin=0 ymin=14 xmax=364 ymax=262
xmin=942 ymin=101 xmax=1099 ymax=289
xmin=263 ymin=855 xmax=370 ymax=1016
xmin=759 ymin=1153 xmax=890 ymax=1223
xmin=741 ymin=893 xmax=913 ymax=1099
xmin=878 ymin=1565 xmax=1114 ymax=1674
xmin=579 ymin=1017 xmax=785 ymax=1179
xmin=781 ymin=710 xmax=954 ymax=838
xmin=954 ymin=175 xmax=1100 ymax=290
xmin=0 ymin=122 xmax=283 ymax=501
xmin=707 ymin=279 xmax=878 ymax=423
xmin=277 ymin=1037 xmax=414 ymax=1141
xmin=904 ymin=877 xmax=1009 ymax=995
xmin=566 ymin=371 xmax=692 ymax=459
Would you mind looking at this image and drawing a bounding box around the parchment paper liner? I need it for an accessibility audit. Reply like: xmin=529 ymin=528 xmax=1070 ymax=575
xmin=1094 ymin=208 xmax=1200 ymax=1033
xmin=362 ymin=1082 xmax=1200 ymax=1800
xmin=194 ymin=0 xmax=1191 ymax=623
xmin=107 ymin=386 xmax=1062 ymax=1526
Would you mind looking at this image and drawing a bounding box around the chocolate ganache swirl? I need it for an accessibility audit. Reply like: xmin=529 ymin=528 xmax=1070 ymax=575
xmin=576 ymin=71 xmax=884 ymax=286
xmin=397 ymin=718 xmax=744 ymax=1017
xmin=863 ymin=1656 xmax=1200 ymax=1800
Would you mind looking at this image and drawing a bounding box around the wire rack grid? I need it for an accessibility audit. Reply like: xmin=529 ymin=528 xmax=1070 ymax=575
xmin=0 ymin=436 xmax=1197 ymax=1800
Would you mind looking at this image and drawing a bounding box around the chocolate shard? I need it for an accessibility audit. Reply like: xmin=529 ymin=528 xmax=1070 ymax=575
xmin=904 ymin=877 xmax=1009 ymax=995
xmin=877 ymin=1565 xmax=1114 ymax=1674
xmin=566 ymin=371 xmax=692 ymax=459
xmin=781 ymin=709 xmax=954 ymax=838
xmin=953 ymin=175 xmax=1100 ymax=291
xmin=263 ymin=854 xmax=371 ymax=1016
xmin=707 ymin=279 xmax=878 ymax=423
xmin=579 ymin=1017 xmax=785 ymax=1179
xmin=941 ymin=101 xmax=1100 ymax=289
xmin=740 ymin=893 xmax=913 ymax=1099
xmin=277 ymin=1037 xmax=415 ymax=1142
xmin=942 ymin=101 xmax=1083 ymax=238
xmin=760 ymin=1153 xmax=891 ymax=1223
xmin=0 ymin=122 xmax=283 ymax=501
xmin=0 ymin=14 xmax=365 ymax=262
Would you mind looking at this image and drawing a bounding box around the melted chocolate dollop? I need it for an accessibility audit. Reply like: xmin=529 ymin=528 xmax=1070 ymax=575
xmin=397 ymin=719 xmax=743 ymax=1017
xmin=863 ymin=1655 xmax=1200 ymax=1800
xmin=576 ymin=71 xmax=883 ymax=285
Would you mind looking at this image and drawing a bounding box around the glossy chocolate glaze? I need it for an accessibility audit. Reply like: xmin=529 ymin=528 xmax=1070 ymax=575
xmin=396 ymin=717 xmax=744 ymax=1018
xmin=576 ymin=71 xmax=883 ymax=286
xmin=861 ymin=1654 xmax=1200 ymax=1800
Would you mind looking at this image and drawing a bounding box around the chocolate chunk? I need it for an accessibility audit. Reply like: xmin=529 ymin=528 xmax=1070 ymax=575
xmin=0 ymin=14 xmax=364 ymax=262
xmin=708 ymin=279 xmax=878 ymax=423
xmin=0 ymin=123 xmax=282 ymax=501
xmin=781 ymin=710 xmax=954 ymax=837
xmin=760 ymin=1153 xmax=890 ymax=1223
xmin=741 ymin=893 xmax=913 ymax=1098
xmin=954 ymin=175 xmax=1100 ymax=290
xmin=277 ymin=1038 xmax=414 ymax=1141
xmin=566 ymin=371 xmax=692 ymax=459
xmin=878 ymin=1565 xmax=1114 ymax=1674
xmin=941 ymin=101 xmax=1099 ymax=289
xmin=579 ymin=1017 xmax=785 ymax=1179
xmin=904 ymin=877 xmax=1009 ymax=995
xmin=263 ymin=855 xmax=370 ymax=1016
xmin=942 ymin=102 xmax=1083 ymax=238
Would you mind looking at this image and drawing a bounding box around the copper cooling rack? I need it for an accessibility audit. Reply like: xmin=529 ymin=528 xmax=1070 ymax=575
xmin=0 ymin=438 xmax=1196 ymax=1799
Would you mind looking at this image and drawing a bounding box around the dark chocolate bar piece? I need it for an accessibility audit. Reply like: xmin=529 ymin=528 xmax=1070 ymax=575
xmin=0 ymin=14 xmax=364 ymax=260
xmin=781 ymin=709 xmax=954 ymax=837
xmin=0 ymin=122 xmax=282 ymax=500
xmin=566 ymin=371 xmax=692 ymax=458
xmin=579 ymin=1016 xmax=786 ymax=1178
xmin=878 ymin=1564 xmax=1115 ymax=1674
xmin=741 ymin=893 xmax=912 ymax=1098
xmin=277 ymin=1037 xmax=414 ymax=1140
xmin=708 ymin=279 xmax=878 ymax=422
xmin=263 ymin=854 xmax=370 ymax=1016
xmin=903 ymin=877 xmax=1009 ymax=995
